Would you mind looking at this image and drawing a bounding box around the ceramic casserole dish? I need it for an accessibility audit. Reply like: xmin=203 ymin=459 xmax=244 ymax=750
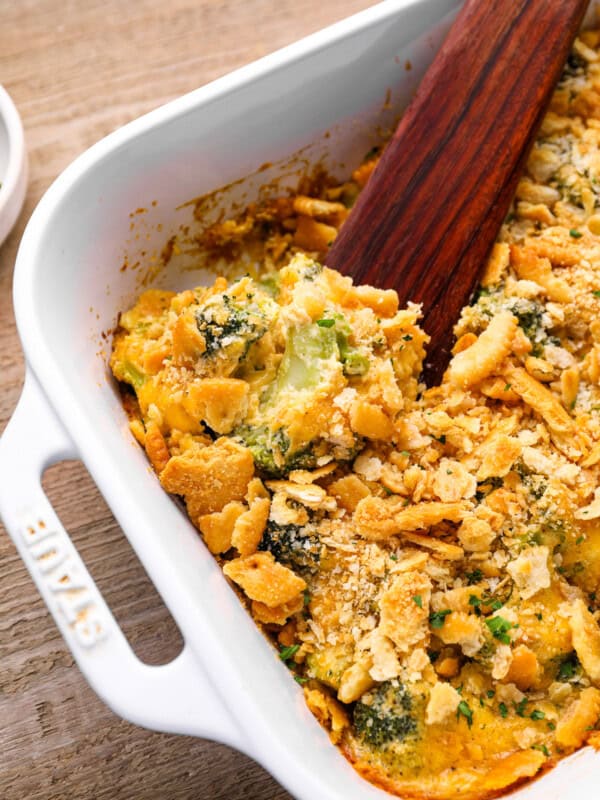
xmin=2 ymin=1 xmax=600 ymax=797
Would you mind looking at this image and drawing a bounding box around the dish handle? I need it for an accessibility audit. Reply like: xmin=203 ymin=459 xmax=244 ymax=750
xmin=0 ymin=370 xmax=245 ymax=751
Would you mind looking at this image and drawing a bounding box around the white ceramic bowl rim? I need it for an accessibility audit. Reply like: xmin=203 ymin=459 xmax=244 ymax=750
xmin=0 ymin=85 xmax=27 ymax=244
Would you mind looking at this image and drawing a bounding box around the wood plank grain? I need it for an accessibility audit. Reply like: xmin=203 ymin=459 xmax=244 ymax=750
xmin=327 ymin=0 xmax=588 ymax=383
xmin=0 ymin=2 xmax=375 ymax=797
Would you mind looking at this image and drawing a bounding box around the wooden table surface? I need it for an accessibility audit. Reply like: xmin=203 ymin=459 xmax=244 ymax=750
xmin=0 ymin=2 xmax=375 ymax=797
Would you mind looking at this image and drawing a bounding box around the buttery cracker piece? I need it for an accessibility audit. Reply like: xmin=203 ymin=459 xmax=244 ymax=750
xmin=223 ymin=552 xmax=306 ymax=607
xmin=360 ymin=628 xmax=402 ymax=681
xmin=349 ymin=400 xmax=395 ymax=440
xmin=351 ymin=284 xmax=399 ymax=317
xmin=506 ymin=546 xmax=551 ymax=600
xmin=581 ymin=444 xmax=600 ymax=469
xmin=266 ymin=480 xmax=335 ymax=511
xmin=288 ymin=463 xmax=337 ymax=484
xmin=197 ymin=500 xmax=246 ymax=554
xmin=510 ymin=244 xmax=571 ymax=303
xmin=394 ymin=501 xmax=467 ymax=529
xmin=476 ymin=434 xmax=522 ymax=481
xmin=504 ymin=644 xmax=540 ymax=691
xmin=231 ymin=496 xmax=270 ymax=557
xmin=575 ymin=487 xmax=600 ymax=520
xmin=555 ymin=687 xmax=600 ymax=749
xmin=391 ymin=550 xmax=429 ymax=573
xmin=431 ymin=586 xmax=482 ymax=614
xmin=353 ymin=497 xmax=466 ymax=540
xmin=292 ymin=195 xmax=347 ymax=222
xmin=143 ymin=419 xmax=171 ymax=473
xmin=490 ymin=644 xmax=513 ymax=680
xmin=567 ymin=598 xmax=600 ymax=684
xmin=353 ymin=496 xmax=403 ymax=539
xmin=182 ymin=378 xmax=249 ymax=434
xmin=561 ymin=366 xmax=580 ymax=409
xmin=447 ymin=311 xmax=517 ymax=389
xmin=432 ymin=458 xmax=477 ymax=502
xmin=294 ymin=215 xmax=338 ymax=253
xmin=160 ymin=437 xmax=254 ymax=517
xmin=524 ymin=355 xmax=556 ymax=382
xmin=481 ymin=242 xmax=510 ymax=288
xmin=251 ymin=594 xmax=304 ymax=626
xmin=378 ymin=571 xmax=431 ymax=653
xmin=246 ymin=476 xmax=269 ymax=504
xmin=425 ymin=682 xmax=461 ymax=725
xmin=303 ymin=687 xmax=349 ymax=744
xmin=479 ymin=377 xmax=521 ymax=404
xmin=502 ymin=366 xmax=577 ymax=450
xmin=400 ymin=532 xmax=464 ymax=561
xmin=435 ymin=612 xmax=485 ymax=657
xmin=338 ymin=659 xmax=376 ymax=704
xmin=452 ymin=332 xmax=478 ymax=354
xmin=457 ymin=516 xmax=496 ymax=553
xmin=328 ymin=474 xmax=371 ymax=512
xmin=525 ymin=236 xmax=580 ymax=267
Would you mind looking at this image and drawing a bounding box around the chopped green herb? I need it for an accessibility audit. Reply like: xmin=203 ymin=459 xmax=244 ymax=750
xmin=499 ymin=702 xmax=508 ymax=718
xmin=576 ymin=535 xmax=585 ymax=545
xmin=316 ymin=318 xmax=335 ymax=328
xmin=569 ymin=228 xmax=583 ymax=238
xmin=504 ymin=383 xmax=512 ymax=391
xmin=530 ymin=709 xmax=545 ymax=721
xmin=402 ymin=334 xmax=413 ymax=341
xmin=557 ymin=652 xmax=579 ymax=681
xmin=593 ymin=290 xmax=600 ymax=298
xmin=389 ymin=553 xmax=398 ymax=561
xmin=536 ymin=612 xmax=543 ymax=621
xmin=515 ymin=698 xmax=528 ymax=717
xmin=469 ymin=595 xmax=482 ymax=616
xmin=279 ymin=644 xmax=300 ymax=662
xmin=485 ymin=615 xmax=515 ymax=644
xmin=429 ymin=609 xmax=452 ymax=629
xmin=487 ymin=690 xmax=495 ymax=699
xmin=466 ymin=569 xmax=483 ymax=585
xmin=294 ymin=675 xmax=308 ymax=684
xmin=413 ymin=595 xmax=423 ymax=608
xmin=532 ymin=744 xmax=550 ymax=757
xmin=457 ymin=701 xmax=473 ymax=727
xmin=547 ymin=721 xmax=556 ymax=731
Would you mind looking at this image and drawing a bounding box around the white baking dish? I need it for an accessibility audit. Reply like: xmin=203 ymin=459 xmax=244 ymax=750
xmin=1 ymin=1 xmax=599 ymax=797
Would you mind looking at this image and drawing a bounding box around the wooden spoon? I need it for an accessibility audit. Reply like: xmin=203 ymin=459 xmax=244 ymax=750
xmin=326 ymin=0 xmax=589 ymax=384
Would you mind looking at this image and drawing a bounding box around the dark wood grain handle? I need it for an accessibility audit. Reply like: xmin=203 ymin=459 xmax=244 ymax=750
xmin=326 ymin=0 xmax=589 ymax=384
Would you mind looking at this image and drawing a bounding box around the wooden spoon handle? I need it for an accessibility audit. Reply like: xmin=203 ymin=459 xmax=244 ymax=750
xmin=326 ymin=0 xmax=589 ymax=384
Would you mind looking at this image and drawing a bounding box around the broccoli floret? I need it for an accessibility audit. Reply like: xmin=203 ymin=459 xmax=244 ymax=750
xmin=327 ymin=314 xmax=370 ymax=377
xmin=353 ymin=681 xmax=417 ymax=748
xmin=235 ymin=317 xmax=363 ymax=475
xmin=507 ymin=299 xmax=545 ymax=344
xmin=234 ymin=425 xmax=318 ymax=476
xmin=258 ymin=519 xmax=321 ymax=573
xmin=194 ymin=282 xmax=275 ymax=372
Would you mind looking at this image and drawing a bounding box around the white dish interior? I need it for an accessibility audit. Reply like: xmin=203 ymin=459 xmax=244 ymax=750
xmin=9 ymin=1 xmax=600 ymax=798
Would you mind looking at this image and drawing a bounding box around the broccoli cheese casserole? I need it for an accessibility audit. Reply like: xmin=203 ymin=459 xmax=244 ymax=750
xmin=111 ymin=32 xmax=600 ymax=800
